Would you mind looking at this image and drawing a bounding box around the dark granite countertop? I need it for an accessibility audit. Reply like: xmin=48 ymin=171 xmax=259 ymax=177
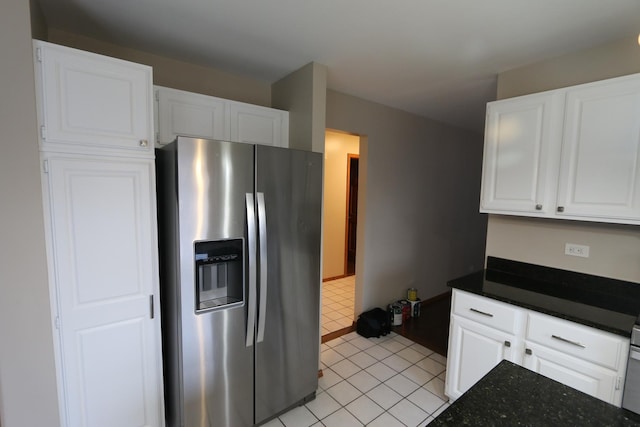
xmin=447 ymin=257 xmax=640 ymax=337
xmin=431 ymin=360 xmax=640 ymax=426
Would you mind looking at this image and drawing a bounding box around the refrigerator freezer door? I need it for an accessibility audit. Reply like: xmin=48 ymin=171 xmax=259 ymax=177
xmin=172 ymin=137 xmax=256 ymax=427
xmin=254 ymin=146 xmax=323 ymax=424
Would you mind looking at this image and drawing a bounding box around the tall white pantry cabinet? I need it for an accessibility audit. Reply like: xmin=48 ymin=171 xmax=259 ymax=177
xmin=33 ymin=40 xmax=165 ymax=427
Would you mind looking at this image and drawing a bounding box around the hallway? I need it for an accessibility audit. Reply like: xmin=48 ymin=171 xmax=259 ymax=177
xmin=321 ymin=276 xmax=356 ymax=336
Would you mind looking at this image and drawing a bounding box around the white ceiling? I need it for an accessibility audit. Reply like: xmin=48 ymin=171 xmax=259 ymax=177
xmin=36 ymin=0 xmax=640 ymax=133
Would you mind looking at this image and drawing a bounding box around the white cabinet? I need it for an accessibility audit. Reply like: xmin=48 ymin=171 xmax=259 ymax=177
xmin=34 ymin=41 xmax=154 ymax=156
xmin=34 ymin=41 xmax=164 ymax=427
xmin=154 ymin=86 xmax=289 ymax=147
xmin=445 ymin=290 xmax=525 ymax=401
xmin=446 ymin=315 xmax=520 ymax=400
xmin=523 ymin=342 xmax=622 ymax=405
xmin=41 ymin=155 xmax=164 ymax=427
xmin=445 ymin=290 xmax=629 ymax=406
xmin=480 ymin=91 xmax=563 ymax=214
xmin=227 ymin=99 xmax=288 ymax=147
xmin=480 ymin=73 xmax=640 ymax=225
xmin=522 ymin=312 xmax=628 ymax=406
xmin=556 ymin=77 xmax=640 ymax=221
xmin=155 ymin=86 xmax=226 ymax=143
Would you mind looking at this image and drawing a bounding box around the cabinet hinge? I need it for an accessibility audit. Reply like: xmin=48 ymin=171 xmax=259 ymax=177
xmin=36 ymin=47 xmax=43 ymax=62
xmin=40 ymin=125 xmax=46 ymax=140
xmin=54 ymin=316 xmax=60 ymax=329
xmin=616 ymin=376 xmax=622 ymax=390
xmin=150 ymin=295 xmax=155 ymax=319
xmin=43 ymin=159 xmax=49 ymax=173
xmin=154 ymin=90 xmax=159 ymax=101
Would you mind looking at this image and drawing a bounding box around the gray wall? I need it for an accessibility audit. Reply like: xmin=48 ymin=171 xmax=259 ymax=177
xmin=326 ymin=90 xmax=487 ymax=314
xmin=486 ymin=36 xmax=640 ymax=282
xmin=0 ymin=0 xmax=60 ymax=426
xmin=272 ymin=62 xmax=327 ymax=153
xmin=48 ymin=28 xmax=272 ymax=107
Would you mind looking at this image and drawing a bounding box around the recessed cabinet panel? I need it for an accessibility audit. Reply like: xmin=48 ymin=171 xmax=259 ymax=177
xmin=77 ymin=319 xmax=149 ymax=427
xmin=481 ymin=92 xmax=562 ymax=214
xmin=156 ymin=87 xmax=226 ymax=145
xmin=67 ymin=171 xmax=142 ymax=304
xmin=35 ymin=41 xmax=153 ymax=154
xmin=557 ymin=77 xmax=640 ymax=220
xmin=228 ymin=101 xmax=288 ymax=147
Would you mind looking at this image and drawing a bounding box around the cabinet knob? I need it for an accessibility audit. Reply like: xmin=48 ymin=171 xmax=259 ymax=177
xmin=535 ymin=204 xmax=542 ymax=210
xmin=504 ymin=340 xmax=511 ymax=347
xmin=525 ymin=348 xmax=532 ymax=355
xmin=139 ymin=139 xmax=148 ymax=147
xmin=557 ymin=206 xmax=564 ymax=213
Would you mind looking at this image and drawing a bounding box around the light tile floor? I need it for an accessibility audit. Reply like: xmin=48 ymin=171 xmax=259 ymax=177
xmin=263 ymin=331 xmax=450 ymax=427
xmin=322 ymin=276 xmax=356 ymax=336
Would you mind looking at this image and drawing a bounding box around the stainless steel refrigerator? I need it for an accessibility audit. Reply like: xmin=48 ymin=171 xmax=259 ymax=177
xmin=156 ymin=137 xmax=322 ymax=427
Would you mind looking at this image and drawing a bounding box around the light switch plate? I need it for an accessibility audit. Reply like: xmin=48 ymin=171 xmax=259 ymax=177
xmin=565 ymin=243 xmax=590 ymax=258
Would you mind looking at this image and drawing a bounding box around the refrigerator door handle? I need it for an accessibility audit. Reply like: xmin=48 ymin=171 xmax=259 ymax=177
xmin=245 ymin=193 xmax=257 ymax=347
xmin=256 ymin=192 xmax=268 ymax=343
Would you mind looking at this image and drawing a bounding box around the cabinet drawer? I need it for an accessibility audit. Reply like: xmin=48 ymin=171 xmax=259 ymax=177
xmin=526 ymin=312 xmax=627 ymax=370
xmin=453 ymin=290 xmax=523 ymax=335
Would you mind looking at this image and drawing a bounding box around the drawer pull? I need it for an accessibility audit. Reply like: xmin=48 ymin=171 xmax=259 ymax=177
xmin=525 ymin=348 xmax=532 ymax=355
xmin=504 ymin=340 xmax=511 ymax=347
xmin=469 ymin=308 xmax=494 ymax=317
xmin=551 ymin=334 xmax=585 ymax=348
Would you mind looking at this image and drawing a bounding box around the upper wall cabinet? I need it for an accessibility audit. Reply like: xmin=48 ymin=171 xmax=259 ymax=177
xmin=480 ymin=73 xmax=640 ymax=225
xmin=227 ymin=99 xmax=288 ymax=147
xmin=155 ymin=87 xmax=226 ymax=143
xmin=33 ymin=41 xmax=154 ymax=156
xmin=154 ymin=86 xmax=289 ymax=148
xmin=556 ymin=77 xmax=640 ymax=221
xmin=481 ymin=91 xmax=563 ymax=215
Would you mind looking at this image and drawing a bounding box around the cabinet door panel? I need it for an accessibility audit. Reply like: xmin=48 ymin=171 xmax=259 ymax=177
xmin=445 ymin=314 xmax=519 ymax=401
xmin=228 ymin=101 xmax=288 ymax=147
xmin=481 ymin=92 xmax=562 ymax=214
xmin=156 ymin=87 xmax=226 ymax=145
xmin=36 ymin=41 xmax=153 ymax=154
xmin=45 ymin=156 xmax=163 ymax=426
xmin=523 ymin=342 xmax=621 ymax=405
xmin=557 ymin=76 xmax=640 ymax=220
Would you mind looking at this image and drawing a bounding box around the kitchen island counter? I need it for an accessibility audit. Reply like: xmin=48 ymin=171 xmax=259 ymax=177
xmin=432 ymin=360 xmax=640 ymax=426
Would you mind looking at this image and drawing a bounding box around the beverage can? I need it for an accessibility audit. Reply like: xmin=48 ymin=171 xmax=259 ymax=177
xmin=389 ymin=303 xmax=403 ymax=326
xmin=399 ymin=299 xmax=411 ymax=321
xmin=410 ymin=299 xmax=421 ymax=317
xmin=407 ymin=288 xmax=418 ymax=301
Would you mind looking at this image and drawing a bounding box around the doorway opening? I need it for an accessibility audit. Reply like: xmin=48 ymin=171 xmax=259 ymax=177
xmin=321 ymin=130 xmax=360 ymax=339
xmin=345 ymin=155 xmax=358 ymax=276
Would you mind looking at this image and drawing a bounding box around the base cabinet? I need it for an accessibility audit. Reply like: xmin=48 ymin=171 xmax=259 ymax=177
xmin=522 ymin=341 xmax=622 ymax=405
xmin=445 ymin=289 xmax=629 ymax=406
xmin=445 ymin=315 xmax=519 ymax=401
